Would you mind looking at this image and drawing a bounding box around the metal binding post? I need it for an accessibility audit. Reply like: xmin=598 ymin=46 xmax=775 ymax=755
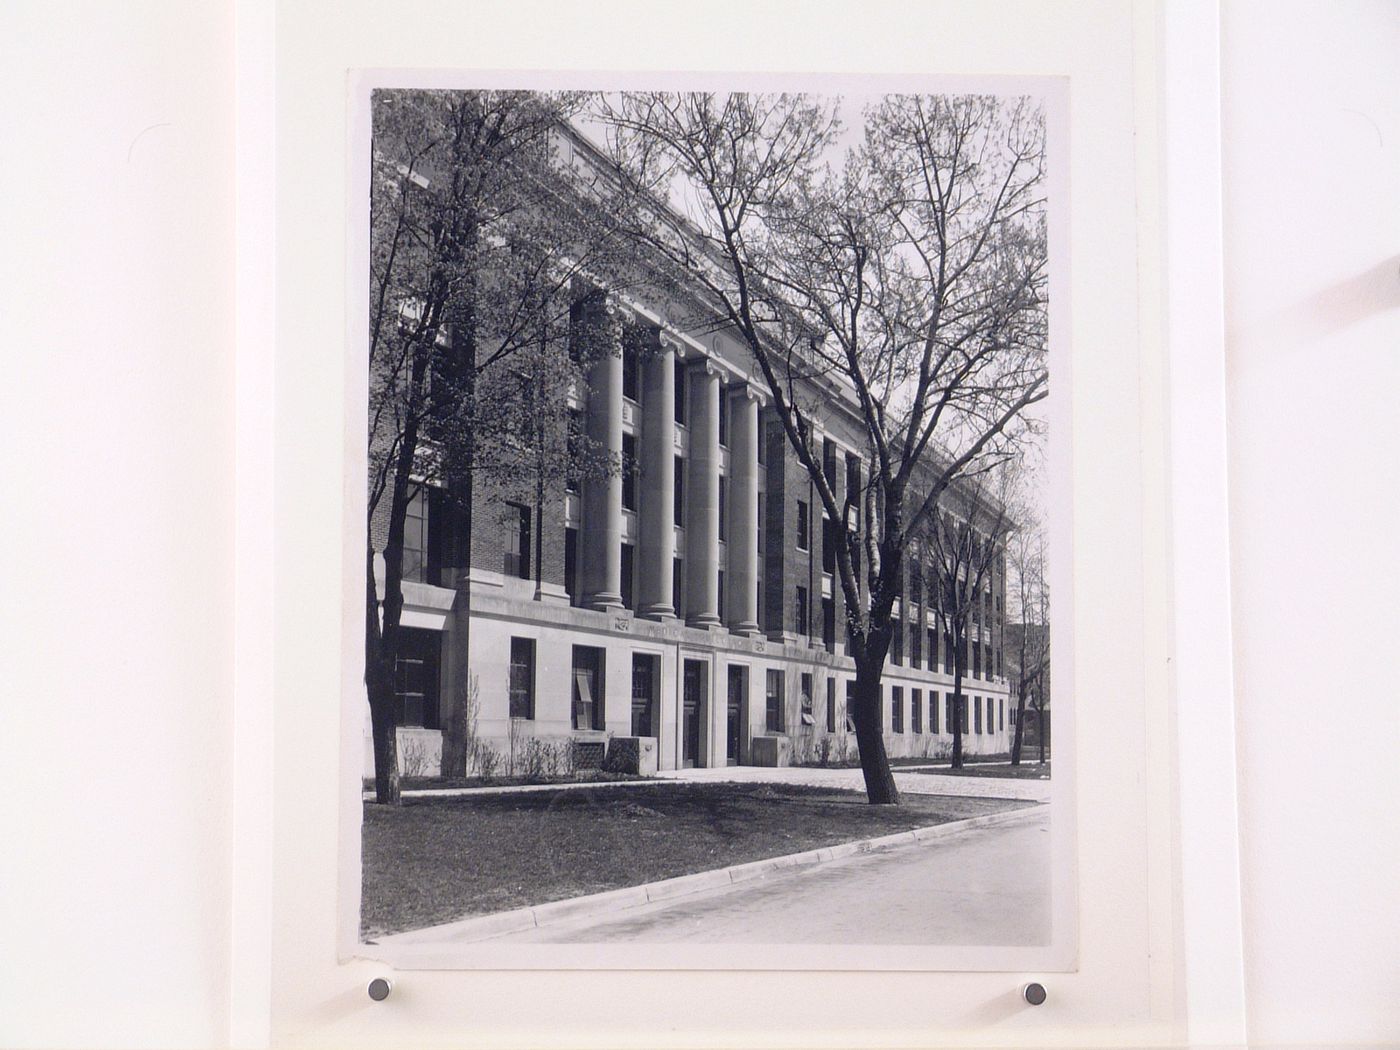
xmin=367 ymin=977 xmax=393 ymax=1002
xmin=1022 ymin=981 xmax=1047 ymax=1006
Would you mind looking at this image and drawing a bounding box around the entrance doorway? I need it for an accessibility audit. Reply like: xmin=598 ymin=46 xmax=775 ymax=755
xmin=726 ymin=665 xmax=747 ymax=765
xmin=631 ymin=653 xmax=658 ymax=738
xmin=682 ymin=658 xmax=707 ymax=767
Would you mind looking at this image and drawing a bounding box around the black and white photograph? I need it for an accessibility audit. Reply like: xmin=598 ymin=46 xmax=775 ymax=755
xmin=353 ymin=81 xmax=1068 ymax=967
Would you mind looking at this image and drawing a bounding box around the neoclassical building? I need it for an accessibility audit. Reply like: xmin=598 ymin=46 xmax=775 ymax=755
xmin=365 ymin=122 xmax=1013 ymax=777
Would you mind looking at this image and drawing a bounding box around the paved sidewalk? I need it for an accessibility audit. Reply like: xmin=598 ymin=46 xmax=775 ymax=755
xmin=656 ymin=763 xmax=1050 ymax=802
xmin=483 ymin=805 xmax=1051 ymax=946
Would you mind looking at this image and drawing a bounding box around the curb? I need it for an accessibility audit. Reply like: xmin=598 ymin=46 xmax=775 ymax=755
xmin=371 ymin=803 xmax=1043 ymax=947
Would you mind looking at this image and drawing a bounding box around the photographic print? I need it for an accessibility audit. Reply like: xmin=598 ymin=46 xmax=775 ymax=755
xmin=352 ymin=79 xmax=1067 ymax=970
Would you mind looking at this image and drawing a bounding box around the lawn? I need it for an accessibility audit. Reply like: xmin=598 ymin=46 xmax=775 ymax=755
xmin=907 ymin=761 xmax=1051 ymax=781
xmin=361 ymin=782 xmax=1030 ymax=938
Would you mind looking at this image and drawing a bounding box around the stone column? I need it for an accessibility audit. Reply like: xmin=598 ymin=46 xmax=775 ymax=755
xmin=637 ymin=330 xmax=676 ymax=619
xmin=581 ymin=305 xmax=623 ymax=611
xmin=684 ymin=359 xmax=722 ymax=628
xmin=726 ymin=385 xmax=761 ymax=634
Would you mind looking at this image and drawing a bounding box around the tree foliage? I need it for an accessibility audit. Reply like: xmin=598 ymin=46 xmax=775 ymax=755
xmin=366 ymin=90 xmax=631 ymax=802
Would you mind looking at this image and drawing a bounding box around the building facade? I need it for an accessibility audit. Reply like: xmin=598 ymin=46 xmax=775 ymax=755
xmin=365 ymin=299 xmax=1014 ymax=777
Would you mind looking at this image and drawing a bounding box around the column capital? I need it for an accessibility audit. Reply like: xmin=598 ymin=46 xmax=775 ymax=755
xmin=731 ymin=381 xmax=769 ymax=406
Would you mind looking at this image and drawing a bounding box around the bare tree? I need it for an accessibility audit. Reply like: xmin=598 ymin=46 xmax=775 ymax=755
xmin=1008 ymin=521 xmax=1050 ymax=766
xmin=925 ymin=467 xmax=1016 ymax=769
xmin=367 ymin=90 xmax=630 ymax=803
xmin=597 ymin=92 xmax=1048 ymax=802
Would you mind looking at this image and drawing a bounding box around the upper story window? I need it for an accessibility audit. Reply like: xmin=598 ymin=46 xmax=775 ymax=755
xmin=674 ymin=366 xmax=687 ymax=425
xmin=402 ymin=486 xmax=429 ymax=583
xmin=796 ymin=500 xmax=810 ymax=551
xmin=718 ymin=388 xmax=729 ymax=446
xmin=622 ymin=343 xmax=640 ymax=402
xmin=718 ymin=476 xmax=727 ymax=541
xmin=821 ymin=515 xmax=835 ymax=574
xmin=503 ymin=502 xmax=531 ymax=580
xmin=565 ymin=409 xmax=584 ymax=494
xmin=673 ymin=454 xmax=684 ymax=521
xmin=822 ymin=438 xmax=838 ymax=490
xmin=621 ymin=432 xmax=637 ymax=511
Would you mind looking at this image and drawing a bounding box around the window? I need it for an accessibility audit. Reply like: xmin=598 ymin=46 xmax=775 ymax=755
xmin=672 ymin=557 xmax=684 ymax=612
xmin=718 ymin=388 xmax=729 ymax=446
xmin=766 ymin=669 xmax=784 ymax=732
xmin=826 ymin=677 xmax=836 ymax=733
xmin=845 ymin=680 xmax=857 ymax=732
xmin=844 ymin=453 xmax=861 ymax=512
xmin=503 ymin=502 xmax=530 ymax=580
xmin=402 ymin=486 xmax=428 ymax=583
xmin=930 ymin=690 xmax=939 ymax=734
xmin=757 ymin=492 xmax=765 ymax=554
xmin=822 ymin=596 xmax=835 ymax=651
xmin=674 ymin=454 xmax=684 ymax=521
xmin=891 ymin=623 xmax=903 ymax=666
xmin=821 ymin=515 xmax=835 ymax=574
xmin=910 ymin=619 xmax=922 ymax=666
xmin=974 ymin=696 xmax=983 ymax=734
xmin=972 ymin=639 xmax=981 ymax=679
xmin=997 ymin=648 xmax=1003 ymax=678
xmin=393 ymin=628 xmax=441 ymax=728
xmin=565 ymin=409 xmax=584 ymax=493
xmin=757 ymin=420 xmax=768 ymax=465
xmin=823 ymin=438 xmax=838 ymax=489
xmin=508 ymin=637 xmax=535 ymax=719
xmin=945 ymin=694 xmax=955 ymax=736
xmin=962 ymin=695 xmax=970 ymax=734
xmin=623 ymin=343 xmax=640 ymax=401
xmin=565 ymin=527 xmax=579 ymax=605
xmin=621 ymin=432 xmax=637 ymax=510
xmin=620 ymin=543 xmax=635 ymax=611
xmin=892 ymin=686 xmax=904 ymax=733
xmin=800 ymin=673 xmax=814 ymax=725
xmin=572 ymin=646 xmax=605 ymax=731
xmin=796 ymin=499 xmax=810 ymax=551
xmin=718 ymin=476 xmax=727 ymax=541
xmin=674 ymin=365 xmax=687 ymax=424
xmin=717 ymin=569 xmax=725 ymax=620
xmin=928 ymin=628 xmax=938 ymax=671
xmin=999 ymin=697 xmax=1005 ymax=731
xmin=912 ymin=688 xmax=923 ymax=734
xmin=795 ymin=585 xmax=809 ymax=636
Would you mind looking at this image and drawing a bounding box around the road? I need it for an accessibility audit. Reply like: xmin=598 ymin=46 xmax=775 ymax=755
xmin=486 ymin=807 xmax=1051 ymax=946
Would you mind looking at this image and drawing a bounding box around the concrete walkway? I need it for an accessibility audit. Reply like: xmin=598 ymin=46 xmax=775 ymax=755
xmin=656 ymin=764 xmax=1051 ymax=802
xmin=484 ymin=805 xmax=1051 ymax=945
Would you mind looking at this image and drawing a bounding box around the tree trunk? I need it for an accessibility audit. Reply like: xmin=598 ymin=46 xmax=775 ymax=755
xmin=365 ymin=546 xmax=401 ymax=805
xmin=851 ymin=650 xmax=899 ymax=804
xmin=1010 ymin=681 xmax=1027 ymax=765
xmin=1036 ymin=693 xmax=1046 ymax=765
xmin=950 ymin=630 xmax=966 ymax=769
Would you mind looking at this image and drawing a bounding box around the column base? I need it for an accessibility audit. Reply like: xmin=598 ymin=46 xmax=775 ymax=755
xmin=638 ymin=603 xmax=679 ymax=621
xmin=685 ymin=613 xmax=724 ymax=630
xmin=728 ymin=620 xmax=762 ymax=637
xmin=586 ymin=593 xmax=624 ymax=612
